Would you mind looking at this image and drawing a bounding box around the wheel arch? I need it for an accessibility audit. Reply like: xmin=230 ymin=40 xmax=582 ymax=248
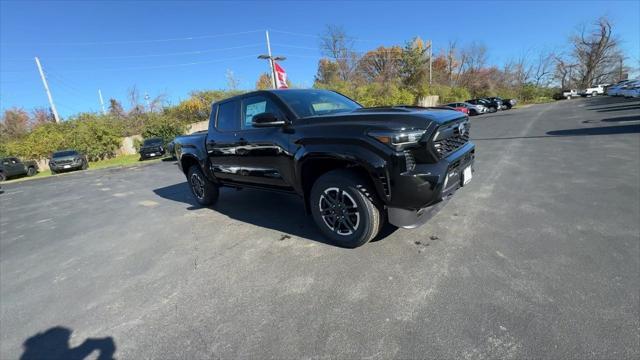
xmin=296 ymin=149 xmax=389 ymax=213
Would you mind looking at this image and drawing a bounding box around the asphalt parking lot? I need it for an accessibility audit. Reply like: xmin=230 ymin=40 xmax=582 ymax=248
xmin=1 ymin=96 xmax=638 ymax=359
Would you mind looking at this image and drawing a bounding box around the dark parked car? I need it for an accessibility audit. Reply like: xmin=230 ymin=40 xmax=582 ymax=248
xmin=174 ymin=89 xmax=475 ymax=248
xmin=467 ymin=98 xmax=500 ymax=113
xmin=139 ymin=137 xmax=166 ymax=160
xmin=485 ymin=96 xmax=516 ymax=110
xmin=0 ymin=157 xmax=38 ymax=181
xmin=49 ymin=150 xmax=88 ymax=174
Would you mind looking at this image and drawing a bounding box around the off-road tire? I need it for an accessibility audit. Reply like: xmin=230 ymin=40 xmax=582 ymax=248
xmin=310 ymin=169 xmax=384 ymax=248
xmin=187 ymin=165 xmax=219 ymax=206
xmin=27 ymin=167 xmax=36 ymax=176
xmin=81 ymin=160 xmax=88 ymax=170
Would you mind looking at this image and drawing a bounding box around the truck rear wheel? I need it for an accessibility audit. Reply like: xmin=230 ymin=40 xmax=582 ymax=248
xmin=27 ymin=167 xmax=36 ymax=176
xmin=310 ymin=170 xmax=383 ymax=248
xmin=187 ymin=165 xmax=219 ymax=206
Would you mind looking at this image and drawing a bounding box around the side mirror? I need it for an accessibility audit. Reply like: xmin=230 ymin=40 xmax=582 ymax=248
xmin=252 ymin=112 xmax=285 ymax=127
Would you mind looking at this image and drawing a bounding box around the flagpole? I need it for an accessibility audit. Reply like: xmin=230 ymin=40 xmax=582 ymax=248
xmin=266 ymin=30 xmax=277 ymax=89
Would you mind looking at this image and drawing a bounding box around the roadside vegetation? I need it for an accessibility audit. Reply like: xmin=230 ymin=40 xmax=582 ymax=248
xmin=0 ymin=16 xmax=629 ymax=167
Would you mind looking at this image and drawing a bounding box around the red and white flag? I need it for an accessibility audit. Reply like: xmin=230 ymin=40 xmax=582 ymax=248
xmin=274 ymin=62 xmax=288 ymax=89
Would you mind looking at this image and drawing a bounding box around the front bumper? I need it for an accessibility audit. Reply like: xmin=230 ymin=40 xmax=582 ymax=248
xmin=387 ymin=142 xmax=475 ymax=228
xmin=49 ymin=163 xmax=83 ymax=171
xmin=140 ymin=149 xmax=166 ymax=158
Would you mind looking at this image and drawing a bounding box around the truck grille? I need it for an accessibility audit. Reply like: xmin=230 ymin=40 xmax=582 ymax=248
xmin=55 ymin=159 xmax=73 ymax=165
xmin=433 ymin=120 xmax=470 ymax=159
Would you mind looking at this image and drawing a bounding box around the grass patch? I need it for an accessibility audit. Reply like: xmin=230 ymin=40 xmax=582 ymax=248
xmin=3 ymin=154 xmax=164 ymax=184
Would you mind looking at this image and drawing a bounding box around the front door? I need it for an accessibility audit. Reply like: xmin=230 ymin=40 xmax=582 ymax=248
xmin=234 ymin=94 xmax=293 ymax=190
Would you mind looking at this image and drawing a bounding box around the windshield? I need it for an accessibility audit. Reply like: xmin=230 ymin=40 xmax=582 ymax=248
xmin=274 ymin=90 xmax=361 ymax=118
xmin=53 ymin=150 xmax=78 ymax=157
xmin=143 ymin=138 xmax=163 ymax=146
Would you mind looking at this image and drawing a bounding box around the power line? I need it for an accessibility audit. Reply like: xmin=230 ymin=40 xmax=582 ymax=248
xmin=43 ymin=54 xmax=263 ymax=73
xmin=7 ymin=43 xmax=264 ymax=61
xmin=269 ymin=29 xmax=378 ymax=43
xmin=1 ymin=29 xmax=264 ymax=46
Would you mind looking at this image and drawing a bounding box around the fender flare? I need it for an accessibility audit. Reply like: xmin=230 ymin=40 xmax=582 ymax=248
xmin=294 ymin=144 xmax=391 ymax=206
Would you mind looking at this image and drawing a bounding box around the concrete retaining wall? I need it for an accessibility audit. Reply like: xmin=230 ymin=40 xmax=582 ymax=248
xmin=417 ymin=95 xmax=440 ymax=107
xmin=187 ymin=120 xmax=208 ymax=134
xmin=118 ymin=135 xmax=143 ymax=156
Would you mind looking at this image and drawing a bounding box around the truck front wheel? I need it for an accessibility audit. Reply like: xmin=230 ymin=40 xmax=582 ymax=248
xmin=188 ymin=165 xmax=219 ymax=206
xmin=310 ymin=170 xmax=383 ymax=248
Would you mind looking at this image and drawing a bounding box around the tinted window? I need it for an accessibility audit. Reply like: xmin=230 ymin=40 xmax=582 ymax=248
xmin=275 ymin=90 xmax=361 ymax=118
xmin=241 ymin=95 xmax=283 ymax=129
xmin=216 ymin=101 xmax=239 ymax=131
xmin=53 ymin=150 xmax=78 ymax=157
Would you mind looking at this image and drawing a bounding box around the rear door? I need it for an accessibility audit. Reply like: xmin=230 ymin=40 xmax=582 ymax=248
xmin=205 ymin=99 xmax=244 ymax=183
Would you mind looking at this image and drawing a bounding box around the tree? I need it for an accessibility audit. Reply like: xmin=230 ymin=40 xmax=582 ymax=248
xmin=400 ymin=37 xmax=429 ymax=91
xmin=319 ymin=25 xmax=359 ymax=81
xmin=1 ymin=108 xmax=30 ymax=139
xmin=108 ymin=99 xmax=126 ymax=118
xmin=256 ymin=72 xmax=272 ymax=90
xmin=314 ymin=59 xmax=341 ymax=86
xmin=571 ymin=17 xmax=622 ymax=87
xmin=226 ymin=69 xmax=240 ymax=91
xmin=356 ymin=46 xmax=403 ymax=83
xmin=127 ymin=86 xmax=145 ymax=115
xmin=31 ymin=107 xmax=55 ymax=126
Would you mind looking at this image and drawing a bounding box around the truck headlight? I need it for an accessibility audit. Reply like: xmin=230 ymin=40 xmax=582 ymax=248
xmin=368 ymin=129 xmax=426 ymax=150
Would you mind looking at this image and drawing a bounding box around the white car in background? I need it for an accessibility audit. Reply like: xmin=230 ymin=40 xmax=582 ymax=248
xmin=579 ymin=84 xmax=608 ymax=97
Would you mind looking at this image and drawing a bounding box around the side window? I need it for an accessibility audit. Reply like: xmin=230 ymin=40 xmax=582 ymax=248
xmin=241 ymin=95 xmax=282 ymax=129
xmin=216 ymin=101 xmax=239 ymax=132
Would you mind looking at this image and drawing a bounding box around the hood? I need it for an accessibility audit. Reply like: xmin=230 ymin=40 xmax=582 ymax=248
xmin=296 ymin=106 xmax=466 ymax=130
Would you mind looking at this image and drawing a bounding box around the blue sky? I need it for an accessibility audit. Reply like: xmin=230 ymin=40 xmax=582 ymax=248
xmin=1 ymin=0 xmax=638 ymax=118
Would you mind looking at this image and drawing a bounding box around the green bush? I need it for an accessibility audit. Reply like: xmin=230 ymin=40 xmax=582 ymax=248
xmin=141 ymin=114 xmax=187 ymax=146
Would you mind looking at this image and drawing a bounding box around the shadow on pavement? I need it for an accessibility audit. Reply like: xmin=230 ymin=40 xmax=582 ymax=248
xmin=154 ymin=182 xmax=332 ymax=245
xmin=153 ymin=182 xmax=399 ymax=246
xmin=596 ymin=105 xmax=640 ymax=112
xmin=601 ymin=115 xmax=640 ymax=122
xmin=20 ymin=326 xmax=115 ymax=360
xmin=547 ymin=124 xmax=640 ymax=136
xmin=585 ymin=96 xmax=635 ymax=107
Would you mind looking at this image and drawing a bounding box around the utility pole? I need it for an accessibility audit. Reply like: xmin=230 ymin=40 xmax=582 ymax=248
xmin=428 ymin=39 xmax=433 ymax=86
xmin=98 ymin=89 xmax=106 ymax=115
xmin=258 ymin=31 xmax=286 ymax=89
xmin=34 ymin=57 xmax=60 ymax=123
xmin=619 ymin=57 xmax=623 ymax=81
xmin=266 ymin=30 xmax=276 ymax=89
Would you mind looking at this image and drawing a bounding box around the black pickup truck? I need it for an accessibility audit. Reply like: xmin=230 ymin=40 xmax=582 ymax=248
xmin=0 ymin=157 xmax=38 ymax=181
xmin=174 ymin=89 xmax=475 ymax=247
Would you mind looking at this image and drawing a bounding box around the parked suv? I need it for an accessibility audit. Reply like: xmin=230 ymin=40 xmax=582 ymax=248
xmin=174 ymin=89 xmax=475 ymax=248
xmin=0 ymin=157 xmax=38 ymax=181
xmin=49 ymin=150 xmax=88 ymax=174
xmin=139 ymin=137 xmax=166 ymax=160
